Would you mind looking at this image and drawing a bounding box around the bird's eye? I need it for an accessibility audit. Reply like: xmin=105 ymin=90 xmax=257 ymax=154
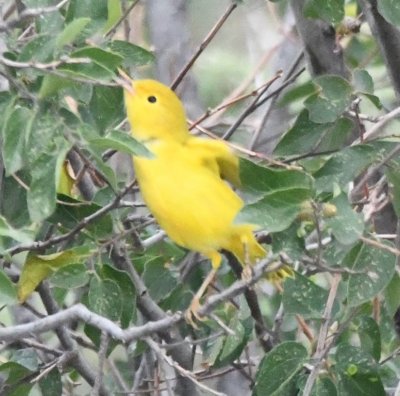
xmin=147 ymin=95 xmax=157 ymax=103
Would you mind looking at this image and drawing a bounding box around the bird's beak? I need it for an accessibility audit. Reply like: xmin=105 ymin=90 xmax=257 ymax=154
xmin=116 ymin=68 xmax=135 ymax=94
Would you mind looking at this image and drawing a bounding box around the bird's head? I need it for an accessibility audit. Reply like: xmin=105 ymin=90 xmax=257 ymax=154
xmin=121 ymin=73 xmax=189 ymax=144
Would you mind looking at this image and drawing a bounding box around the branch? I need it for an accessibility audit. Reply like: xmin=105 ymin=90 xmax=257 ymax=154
xmin=145 ymin=337 xmax=226 ymax=396
xmin=0 ymin=303 xmax=182 ymax=343
xmin=38 ymin=283 xmax=108 ymax=396
xmin=0 ymin=0 xmax=69 ymax=32
xmin=104 ymin=0 xmax=140 ymax=38
xmin=170 ymin=2 xmax=237 ymax=90
xmin=352 ymin=106 xmax=400 ymax=145
xmin=222 ymin=71 xmax=283 ymax=140
xmin=198 ymin=256 xmax=283 ymax=317
xmin=90 ymin=331 xmax=109 ymax=396
xmin=359 ymin=235 xmax=400 ymax=256
xmin=350 ymin=143 xmax=400 ymax=199
xmin=2 ymin=179 xmax=137 ymax=257
xmin=0 ymin=55 xmax=91 ymax=70
xmin=302 ymin=273 xmax=341 ymax=396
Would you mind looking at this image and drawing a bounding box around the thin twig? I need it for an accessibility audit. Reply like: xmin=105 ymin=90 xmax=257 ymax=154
xmin=170 ymin=2 xmax=237 ymax=90
xmin=2 ymin=179 xmax=136 ymax=257
xmin=249 ymin=51 xmax=304 ymax=149
xmin=352 ymin=106 xmax=400 ymax=144
xmin=0 ymin=0 xmax=69 ymax=32
xmin=145 ymin=337 xmax=226 ymax=396
xmin=105 ymin=0 xmax=140 ymax=38
xmin=351 ymin=144 xmax=400 ymax=199
xmin=0 ymin=303 xmax=182 ymax=343
xmin=222 ymin=71 xmax=283 ymax=140
xmin=359 ymin=235 xmax=400 ymax=256
xmin=302 ymin=273 xmax=341 ymax=396
xmin=91 ymin=331 xmax=109 ymax=396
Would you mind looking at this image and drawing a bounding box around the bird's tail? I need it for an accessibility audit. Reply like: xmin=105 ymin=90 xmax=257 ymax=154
xmin=227 ymin=225 xmax=293 ymax=281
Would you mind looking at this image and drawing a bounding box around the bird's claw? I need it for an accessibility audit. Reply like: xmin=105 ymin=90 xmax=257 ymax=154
xmin=241 ymin=264 xmax=253 ymax=283
xmin=185 ymin=296 xmax=206 ymax=328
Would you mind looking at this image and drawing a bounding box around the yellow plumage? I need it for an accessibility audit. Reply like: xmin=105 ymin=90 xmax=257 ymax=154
xmin=123 ymin=78 xmax=288 ymax=322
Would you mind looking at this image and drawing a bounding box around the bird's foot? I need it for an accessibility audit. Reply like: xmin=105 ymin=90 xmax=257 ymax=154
xmin=185 ymin=296 xmax=206 ymax=328
xmin=242 ymin=264 xmax=253 ymax=283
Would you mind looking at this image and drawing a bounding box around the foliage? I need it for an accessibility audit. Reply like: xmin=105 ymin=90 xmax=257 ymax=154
xmin=0 ymin=0 xmax=400 ymax=395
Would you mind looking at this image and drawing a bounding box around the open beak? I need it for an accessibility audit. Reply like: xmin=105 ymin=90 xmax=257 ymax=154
xmin=115 ymin=68 xmax=135 ymax=94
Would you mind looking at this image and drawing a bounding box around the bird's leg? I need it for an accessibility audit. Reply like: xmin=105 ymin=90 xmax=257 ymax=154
xmin=185 ymin=251 xmax=221 ymax=327
xmin=241 ymin=236 xmax=253 ymax=282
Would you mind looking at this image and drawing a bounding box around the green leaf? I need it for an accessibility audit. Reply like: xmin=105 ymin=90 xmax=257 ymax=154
xmin=39 ymin=74 xmax=74 ymax=98
xmin=50 ymin=263 xmax=90 ymax=289
xmin=55 ymin=18 xmax=91 ymax=49
xmin=274 ymin=110 xmax=353 ymax=157
xmin=283 ymin=272 xmax=338 ymax=318
xmin=18 ymin=35 xmax=55 ymax=63
xmin=66 ymin=0 xmax=108 ymax=34
xmin=353 ymin=69 xmax=374 ymax=94
xmin=353 ymin=70 xmax=382 ymax=109
xmin=334 ymin=344 xmax=385 ymax=396
xmin=49 ymin=197 xmax=113 ymax=239
xmin=253 ymin=342 xmax=308 ymax=396
xmin=386 ymin=167 xmax=400 ymax=217
xmin=10 ymin=348 xmax=38 ymax=371
xmin=142 ymin=256 xmax=178 ymax=302
xmin=0 ymin=215 xmax=34 ymax=246
xmin=238 ymin=159 xmax=314 ymax=231
xmin=272 ymin=223 xmax=305 ymax=260
xmin=238 ymin=188 xmax=312 ymax=233
xmin=2 ymin=107 xmax=32 ymax=175
xmin=101 ymin=264 xmax=136 ymax=327
xmin=310 ymin=376 xmax=338 ymax=396
xmin=88 ymin=86 xmax=124 ymax=132
xmin=88 ymin=277 xmax=122 ymax=321
xmin=214 ymin=316 xmax=252 ymax=368
xmin=90 ymin=130 xmax=152 ymax=157
xmin=239 ymin=158 xmax=314 ymax=194
xmin=378 ymin=0 xmax=400 ymax=27
xmin=59 ymin=59 xmax=114 ymax=81
xmin=18 ymin=247 xmax=92 ymax=302
xmin=39 ymin=368 xmax=62 ymax=396
xmin=109 ymin=41 xmax=155 ymax=67
xmin=355 ymin=316 xmax=381 ymax=361
xmin=304 ymin=75 xmax=352 ymax=123
xmin=27 ymin=146 xmax=70 ymax=222
xmin=303 ymin=0 xmax=345 ymax=24
xmin=344 ymin=243 xmax=396 ymax=307
xmin=0 ymin=268 xmax=17 ymax=304
xmin=104 ymin=0 xmax=122 ymax=32
xmin=384 ymin=272 xmax=400 ymax=316
xmin=325 ymin=193 xmax=364 ymax=245
xmin=70 ymin=47 xmax=123 ymax=71
xmin=0 ymin=362 xmax=32 ymax=387
xmin=314 ymin=145 xmax=376 ymax=192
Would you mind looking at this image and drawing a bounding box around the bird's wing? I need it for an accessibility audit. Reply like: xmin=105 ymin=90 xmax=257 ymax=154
xmin=186 ymin=137 xmax=241 ymax=187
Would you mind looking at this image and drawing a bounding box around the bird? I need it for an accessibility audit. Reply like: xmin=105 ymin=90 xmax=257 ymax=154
xmin=121 ymin=76 xmax=291 ymax=324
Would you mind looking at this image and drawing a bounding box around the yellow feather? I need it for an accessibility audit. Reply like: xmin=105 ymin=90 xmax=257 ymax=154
xmin=124 ymin=79 xmax=289 ymax=280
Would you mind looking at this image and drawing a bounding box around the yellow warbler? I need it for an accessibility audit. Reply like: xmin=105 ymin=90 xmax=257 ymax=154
xmin=123 ymin=78 xmax=291 ymax=323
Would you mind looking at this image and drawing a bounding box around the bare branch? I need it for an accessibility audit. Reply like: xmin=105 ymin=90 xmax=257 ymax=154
xmin=170 ymin=2 xmax=237 ymax=90
xmin=0 ymin=303 xmax=182 ymax=343
xmin=0 ymin=0 xmax=69 ymax=32
xmin=2 ymin=179 xmax=137 ymax=257
xmin=104 ymin=0 xmax=141 ymax=38
xmin=145 ymin=337 xmax=227 ymax=396
xmin=198 ymin=256 xmax=283 ymax=318
xmin=90 ymin=331 xmax=109 ymax=396
xmin=352 ymin=106 xmax=400 ymax=144
xmin=302 ymin=274 xmax=341 ymax=396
